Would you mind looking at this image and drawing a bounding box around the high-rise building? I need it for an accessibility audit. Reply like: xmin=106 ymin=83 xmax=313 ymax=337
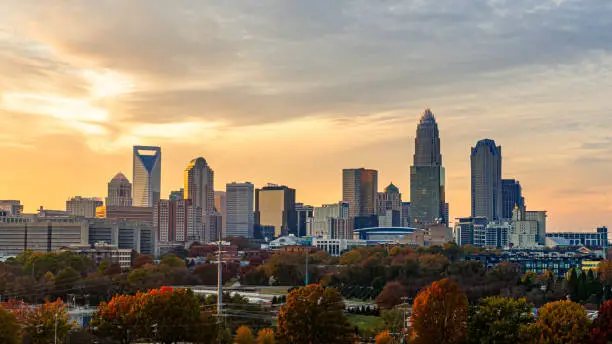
xmin=154 ymin=199 xmax=203 ymax=243
xmin=255 ymin=184 xmax=296 ymax=237
xmin=454 ymin=217 xmax=488 ymax=246
xmin=226 ymin=182 xmax=255 ymax=238
xmin=133 ymin=145 xmax=161 ymax=207
xmin=342 ymin=168 xmax=378 ymax=218
xmin=169 ymin=189 xmax=184 ymax=201
xmin=106 ymin=173 xmax=132 ymax=206
xmin=471 ymin=139 xmax=502 ymax=220
xmin=309 ymin=202 xmax=352 ymax=238
xmin=410 ymin=109 xmax=447 ymax=225
xmin=66 ymin=196 xmax=103 ymax=218
xmin=377 ymin=183 xmax=402 ymax=214
xmin=295 ymin=203 xmax=313 ymax=237
xmin=501 ymin=179 xmax=524 ymax=220
xmin=401 ymin=202 xmax=411 ymax=227
xmin=214 ymin=191 xmax=227 ymax=238
xmin=184 ymin=157 xmax=215 ymax=241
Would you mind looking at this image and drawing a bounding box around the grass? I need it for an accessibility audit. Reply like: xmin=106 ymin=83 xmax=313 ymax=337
xmin=346 ymin=314 xmax=384 ymax=332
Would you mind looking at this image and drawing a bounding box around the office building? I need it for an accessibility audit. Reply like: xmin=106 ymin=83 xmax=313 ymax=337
xmin=214 ymin=191 xmax=227 ymax=238
xmin=0 ymin=200 xmax=23 ymax=216
xmin=410 ymin=109 xmax=447 ymax=225
xmin=64 ymin=242 xmax=133 ymax=270
xmin=66 ymin=196 xmax=103 ymax=218
xmin=226 ymin=182 xmax=255 ymax=238
xmin=255 ymin=184 xmax=296 ymax=237
xmin=377 ymin=183 xmax=402 ymax=214
xmin=96 ymin=205 xmax=153 ymax=225
xmin=309 ymin=202 xmax=350 ymax=237
xmin=0 ymin=219 xmax=88 ymax=255
xmin=106 ymin=173 xmax=132 ymax=206
xmin=525 ymin=210 xmax=547 ymax=245
xmin=295 ymin=203 xmax=313 ymax=237
xmin=342 ymin=168 xmax=378 ymax=218
xmin=184 ymin=157 xmax=216 ymax=241
xmin=471 ymin=139 xmax=502 ymax=220
xmin=169 ymin=189 xmax=184 ymax=201
xmin=501 ymin=179 xmax=524 ymax=220
xmin=454 ymin=217 xmax=488 ymax=247
xmin=379 ymin=210 xmax=401 ymax=227
xmin=546 ymin=227 xmax=609 ymax=249
xmin=423 ymin=223 xmax=453 ymax=246
xmin=154 ymin=199 xmax=203 ymax=243
xmin=133 ymin=145 xmax=161 ymax=207
xmin=312 ymin=238 xmax=367 ymax=257
xmin=88 ymin=218 xmax=155 ymax=255
xmin=508 ymin=206 xmax=545 ymax=248
xmin=401 ymin=202 xmax=411 ymax=227
xmin=485 ymin=221 xmax=511 ymax=249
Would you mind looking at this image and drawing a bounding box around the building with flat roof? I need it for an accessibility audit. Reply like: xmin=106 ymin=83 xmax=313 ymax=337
xmin=255 ymin=184 xmax=296 ymax=237
xmin=546 ymin=227 xmax=608 ymax=249
xmin=66 ymin=196 xmax=103 ymax=218
xmin=0 ymin=220 xmax=88 ymax=255
xmin=0 ymin=200 xmax=23 ymax=215
xmin=225 ymin=182 xmax=255 ymax=238
xmin=95 ymin=205 xmax=153 ymax=225
xmin=343 ymin=168 xmax=378 ymax=218
xmin=312 ymin=238 xmax=367 ymax=257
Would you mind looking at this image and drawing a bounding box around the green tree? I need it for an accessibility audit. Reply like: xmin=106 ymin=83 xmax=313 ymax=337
xmin=256 ymin=328 xmax=276 ymax=344
xmin=520 ymin=300 xmax=590 ymax=344
xmin=278 ymin=284 xmax=353 ymax=344
xmin=235 ymin=325 xmax=255 ymax=344
xmin=411 ymin=278 xmax=468 ymax=344
xmin=467 ymin=296 xmax=534 ymax=344
xmin=0 ymin=306 xmax=21 ymax=344
xmin=54 ymin=266 xmax=81 ymax=296
xmin=160 ymin=254 xmax=185 ymax=268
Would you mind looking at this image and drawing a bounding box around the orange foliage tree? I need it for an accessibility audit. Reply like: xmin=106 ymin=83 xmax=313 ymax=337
xmin=591 ymin=299 xmax=612 ymax=343
xmin=91 ymin=293 xmax=140 ymax=344
xmin=0 ymin=306 xmax=21 ymax=344
xmin=375 ymin=330 xmax=394 ymax=344
xmin=235 ymin=325 xmax=255 ymax=344
xmin=376 ymin=281 xmax=407 ymax=310
xmin=410 ymin=278 xmax=468 ymax=344
xmin=22 ymin=299 xmax=75 ymax=344
xmin=277 ymin=284 xmax=353 ymax=344
xmin=257 ymin=328 xmax=276 ymax=344
xmin=520 ymin=300 xmax=590 ymax=344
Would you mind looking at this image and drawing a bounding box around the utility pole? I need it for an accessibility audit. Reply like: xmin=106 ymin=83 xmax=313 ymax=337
xmin=217 ymin=228 xmax=223 ymax=344
xmin=400 ymin=296 xmax=410 ymax=344
xmin=305 ymin=248 xmax=309 ymax=286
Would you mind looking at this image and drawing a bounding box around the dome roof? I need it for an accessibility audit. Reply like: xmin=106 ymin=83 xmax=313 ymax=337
xmin=111 ymin=172 xmax=129 ymax=182
xmin=385 ymin=182 xmax=400 ymax=194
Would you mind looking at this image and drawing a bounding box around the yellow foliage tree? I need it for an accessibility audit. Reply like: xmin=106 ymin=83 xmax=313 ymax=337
xmin=235 ymin=325 xmax=255 ymax=344
xmin=256 ymin=328 xmax=276 ymax=344
xmin=375 ymin=330 xmax=394 ymax=344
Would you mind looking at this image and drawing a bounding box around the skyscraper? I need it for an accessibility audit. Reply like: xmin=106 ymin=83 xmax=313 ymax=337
xmin=295 ymin=203 xmax=313 ymax=237
xmin=471 ymin=139 xmax=502 ymax=220
xmin=106 ymin=172 xmax=132 ymax=206
xmin=225 ymin=182 xmax=255 ymax=238
xmin=214 ymin=191 xmax=227 ymax=238
xmin=154 ymin=199 xmax=202 ymax=243
xmin=66 ymin=196 xmax=103 ymax=218
xmin=184 ymin=157 xmax=215 ymax=241
xmin=133 ymin=146 xmax=161 ymax=207
xmin=377 ymin=183 xmax=402 ymax=215
xmin=342 ymin=168 xmax=378 ymax=218
xmin=501 ymin=179 xmax=524 ymax=219
xmin=255 ymin=184 xmax=297 ymax=237
xmin=410 ymin=109 xmax=447 ymax=225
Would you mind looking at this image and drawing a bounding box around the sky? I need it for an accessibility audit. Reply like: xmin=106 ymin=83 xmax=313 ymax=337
xmin=1 ymin=0 xmax=611 ymax=231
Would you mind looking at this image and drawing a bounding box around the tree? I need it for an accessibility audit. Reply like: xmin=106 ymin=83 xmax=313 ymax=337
xmin=235 ymin=325 xmax=255 ymax=344
xmin=160 ymin=254 xmax=185 ymax=268
xmin=256 ymin=328 xmax=276 ymax=344
xmin=0 ymin=307 xmax=21 ymax=344
xmin=91 ymin=294 xmax=138 ymax=344
xmin=23 ymin=299 xmax=75 ymax=344
xmin=467 ymin=296 xmax=534 ymax=344
xmin=590 ymin=300 xmax=612 ymax=344
xmin=133 ymin=254 xmax=154 ymax=268
xmin=375 ymin=330 xmax=394 ymax=344
xmin=277 ymin=284 xmax=353 ymax=344
xmin=376 ymin=281 xmax=407 ymax=310
xmin=521 ymin=300 xmax=590 ymax=344
xmin=54 ymin=266 xmax=81 ymax=296
xmin=410 ymin=278 xmax=468 ymax=344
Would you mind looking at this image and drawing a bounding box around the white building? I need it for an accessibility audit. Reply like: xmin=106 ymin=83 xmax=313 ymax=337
xmin=66 ymin=196 xmax=103 ymax=218
xmin=65 ymin=242 xmax=133 ymax=270
xmin=225 ymin=182 xmax=254 ymax=238
xmin=508 ymin=206 xmax=544 ymax=249
xmin=312 ymin=238 xmax=367 ymax=257
xmin=308 ymin=202 xmax=350 ymax=237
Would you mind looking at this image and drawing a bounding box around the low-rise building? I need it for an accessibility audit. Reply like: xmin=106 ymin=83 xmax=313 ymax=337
xmin=64 ymin=242 xmax=133 ymax=270
xmin=546 ymin=227 xmax=608 ymax=249
xmin=312 ymin=238 xmax=367 ymax=256
xmin=96 ymin=205 xmax=154 ymax=225
xmin=0 ymin=219 xmax=88 ymax=255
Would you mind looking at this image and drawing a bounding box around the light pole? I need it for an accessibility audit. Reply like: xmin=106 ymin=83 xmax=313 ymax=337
xmin=54 ymin=312 xmax=58 ymax=344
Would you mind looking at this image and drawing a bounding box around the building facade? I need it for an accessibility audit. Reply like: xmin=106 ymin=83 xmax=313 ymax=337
xmin=454 ymin=217 xmax=488 ymax=246
xmin=295 ymin=203 xmax=313 ymax=237
xmin=66 ymin=196 xmax=103 ymax=218
xmin=214 ymin=191 xmax=227 ymax=238
xmin=255 ymin=184 xmax=297 ymax=237
xmin=0 ymin=200 xmax=23 ymax=216
xmin=546 ymin=227 xmax=608 ymax=249
xmin=485 ymin=221 xmax=511 ymax=249
xmin=312 ymin=238 xmax=367 ymax=257
xmin=309 ymin=202 xmax=350 ymax=237
xmin=169 ymin=189 xmax=184 ymax=201
xmin=225 ymin=182 xmax=255 ymax=238
xmin=184 ymin=157 xmax=216 ymax=242
xmin=88 ymin=218 xmax=156 ymax=255
xmin=154 ymin=199 xmax=203 ymax=243
xmin=342 ymin=168 xmax=378 ymax=218
xmin=95 ymin=205 xmax=153 ymax=225
xmin=410 ymin=109 xmax=447 ymax=226
xmin=471 ymin=139 xmax=502 ymax=220
xmin=0 ymin=220 xmax=88 ymax=255
xmin=501 ymin=179 xmax=523 ymax=220
xmin=106 ymin=173 xmax=132 ymax=206
xmin=132 ymin=145 xmax=161 ymax=207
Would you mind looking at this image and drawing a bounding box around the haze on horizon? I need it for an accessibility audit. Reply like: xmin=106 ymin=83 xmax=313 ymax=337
xmin=1 ymin=1 xmax=611 ymax=232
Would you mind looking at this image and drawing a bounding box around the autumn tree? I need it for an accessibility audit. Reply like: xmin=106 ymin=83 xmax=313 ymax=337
xmin=376 ymin=281 xmax=407 ymax=310
xmin=133 ymin=254 xmax=154 ymax=268
xmin=0 ymin=306 xmax=21 ymax=344
xmin=410 ymin=278 xmax=468 ymax=344
xmin=91 ymin=294 xmax=138 ymax=344
xmin=375 ymin=330 xmax=394 ymax=344
xmin=467 ymin=296 xmax=534 ymax=344
xmin=256 ymin=328 xmax=276 ymax=344
xmin=235 ymin=325 xmax=256 ymax=344
xmin=520 ymin=300 xmax=590 ymax=344
xmin=24 ymin=299 xmax=75 ymax=344
xmin=277 ymin=284 xmax=353 ymax=344
xmin=590 ymin=300 xmax=612 ymax=343
xmin=160 ymin=254 xmax=185 ymax=268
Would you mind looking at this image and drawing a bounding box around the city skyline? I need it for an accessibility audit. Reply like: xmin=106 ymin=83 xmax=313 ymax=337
xmin=1 ymin=2 xmax=612 ymax=231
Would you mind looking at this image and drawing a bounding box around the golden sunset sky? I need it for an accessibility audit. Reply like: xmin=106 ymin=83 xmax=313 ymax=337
xmin=1 ymin=1 xmax=611 ymax=231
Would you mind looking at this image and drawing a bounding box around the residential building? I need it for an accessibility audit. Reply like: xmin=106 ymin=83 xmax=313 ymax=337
xmin=525 ymin=210 xmax=547 ymax=245
xmin=95 ymin=205 xmax=153 ymax=225
xmin=184 ymin=157 xmax=216 ymax=242
xmin=342 ymin=168 xmax=378 ymax=218
xmin=154 ymin=199 xmax=203 ymax=243
xmin=501 ymin=179 xmax=523 ymax=220
xmin=0 ymin=200 xmax=23 ymax=215
xmin=226 ymin=182 xmax=255 ymax=238
xmin=312 ymin=238 xmax=367 ymax=257
xmin=508 ymin=205 xmax=543 ymax=249
xmin=485 ymin=221 xmax=511 ymax=249
xmin=214 ymin=191 xmax=227 ymax=238
xmin=255 ymin=184 xmax=297 ymax=237
xmin=0 ymin=219 xmax=88 ymax=255
xmin=133 ymin=145 xmax=161 ymax=207
xmin=66 ymin=196 xmax=103 ymax=218
xmin=410 ymin=109 xmax=447 ymax=225
xmin=471 ymin=139 xmax=502 ymax=220
xmin=106 ymin=173 xmax=132 ymax=206
xmin=64 ymin=242 xmax=133 ymax=270
xmin=295 ymin=203 xmax=313 ymax=237
xmin=454 ymin=217 xmax=488 ymax=246
xmin=546 ymin=227 xmax=608 ymax=249
xmin=309 ymin=202 xmax=350 ymax=237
